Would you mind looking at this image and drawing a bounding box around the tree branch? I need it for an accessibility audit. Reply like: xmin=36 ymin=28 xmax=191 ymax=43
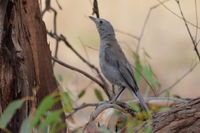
xmin=92 ymin=0 xmax=100 ymax=18
xmin=158 ymin=62 xmax=198 ymax=96
xmin=52 ymin=57 xmax=111 ymax=99
xmin=176 ymin=0 xmax=200 ymax=61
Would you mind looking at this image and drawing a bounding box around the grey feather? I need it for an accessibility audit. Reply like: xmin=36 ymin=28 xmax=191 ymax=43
xmin=89 ymin=16 xmax=149 ymax=111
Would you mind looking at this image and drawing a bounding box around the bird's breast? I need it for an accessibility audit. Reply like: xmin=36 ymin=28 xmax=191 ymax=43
xmin=99 ymin=46 xmax=122 ymax=86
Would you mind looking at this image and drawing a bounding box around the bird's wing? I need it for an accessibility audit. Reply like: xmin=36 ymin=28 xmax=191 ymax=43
xmin=104 ymin=41 xmax=139 ymax=93
xmin=118 ymin=62 xmax=139 ymax=93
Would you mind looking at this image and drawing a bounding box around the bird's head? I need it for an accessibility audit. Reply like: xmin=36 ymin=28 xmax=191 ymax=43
xmin=89 ymin=16 xmax=115 ymax=40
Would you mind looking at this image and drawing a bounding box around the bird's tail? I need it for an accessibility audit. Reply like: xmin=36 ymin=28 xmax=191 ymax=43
xmin=135 ymin=91 xmax=149 ymax=111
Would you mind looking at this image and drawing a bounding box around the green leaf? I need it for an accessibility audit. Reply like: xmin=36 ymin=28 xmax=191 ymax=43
xmin=128 ymin=102 xmax=140 ymax=112
xmin=143 ymin=64 xmax=159 ymax=89
xmin=143 ymin=65 xmax=153 ymax=84
xmin=31 ymin=94 xmax=56 ymax=127
xmin=126 ymin=116 xmax=138 ymax=133
xmin=50 ymin=119 xmax=66 ymax=133
xmin=39 ymin=110 xmax=62 ymax=130
xmin=55 ymin=73 xmax=63 ymax=82
xmin=78 ymin=90 xmax=86 ymax=99
xmin=133 ymin=53 xmax=143 ymax=86
xmin=0 ymin=100 xmax=24 ymax=128
xmin=94 ymin=89 xmax=104 ymax=101
xmin=61 ymin=92 xmax=73 ymax=112
xmin=20 ymin=116 xmax=32 ymax=133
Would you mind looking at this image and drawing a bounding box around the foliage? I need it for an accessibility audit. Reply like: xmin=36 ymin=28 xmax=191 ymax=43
xmin=0 ymin=100 xmax=24 ymax=128
xmin=133 ymin=50 xmax=160 ymax=96
xmin=0 ymin=92 xmax=71 ymax=133
xmin=0 ymin=92 xmax=156 ymax=133
xmin=0 ymin=51 xmax=161 ymax=133
xmin=94 ymin=88 xmax=104 ymax=101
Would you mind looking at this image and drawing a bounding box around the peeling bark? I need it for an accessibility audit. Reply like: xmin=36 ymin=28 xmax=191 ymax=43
xmin=153 ymin=97 xmax=200 ymax=133
xmin=0 ymin=0 xmax=63 ymax=132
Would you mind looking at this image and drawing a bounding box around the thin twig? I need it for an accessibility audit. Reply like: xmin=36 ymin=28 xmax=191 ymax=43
xmin=140 ymin=97 xmax=188 ymax=103
xmin=41 ymin=0 xmax=61 ymax=67
xmin=50 ymin=7 xmax=59 ymax=67
xmin=135 ymin=7 xmax=151 ymax=53
xmin=90 ymin=102 xmax=136 ymax=121
xmin=47 ymin=32 xmax=111 ymax=98
xmin=53 ymin=40 xmax=59 ymax=67
xmin=157 ymin=0 xmax=200 ymax=29
xmin=194 ymin=0 xmax=199 ymax=43
xmin=197 ymin=39 xmax=200 ymax=46
xmin=158 ymin=62 xmax=198 ymax=96
xmin=176 ymin=0 xmax=200 ymax=61
xmin=92 ymin=0 xmax=100 ymax=18
xmin=55 ymin=0 xmax=62 ymax=9
xmin=67 ymin=101 xmax=137 ymax=120
xmin=65 ymin=96 xmax=187 ymax=120
xmin=41 ymin=0 xmax=50 ymax=17
xmin=83 ymin=81 xmax=94 ymax=90
xmin=131 ymin=64 xmax=157 ymax=96
xmin=115 ymin=29 xmax=140 ymax=41
xmin=78 ymin=37 xmax=90 ymax=64
xmin=136 ymin=0 xmax=171 ymax=53
xmin=52 ymin=57 xmax=111 ymax=99
xmin=66 ymin=103 xmax=98 ymax=118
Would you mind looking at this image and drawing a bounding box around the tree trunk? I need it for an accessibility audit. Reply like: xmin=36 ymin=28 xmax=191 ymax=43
xmin=0 ymin=0 xmax=63 ymax=132
xmin=153 ymin=97 xmax=200 ymax=133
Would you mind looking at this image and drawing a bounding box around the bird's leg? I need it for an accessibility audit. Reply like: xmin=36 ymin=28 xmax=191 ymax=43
xmin=110 ymin=86 xmax=125 ymax=103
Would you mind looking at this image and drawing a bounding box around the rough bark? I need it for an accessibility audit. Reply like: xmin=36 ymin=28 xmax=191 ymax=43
xmin=153 ymin=97 xmax=200 ymax=133
xmin=0 ymin=0 xmax=63 ymax=132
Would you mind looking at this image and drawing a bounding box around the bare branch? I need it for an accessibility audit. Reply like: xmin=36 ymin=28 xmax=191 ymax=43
xmin=90 ymin=102 xmax=136 ymax=121
xmin=141 ymin=97 xmax=188 ymax=103
xmin=197 ymin=39 xmax=200 ymax=46
xmin=115 ymin=29 xmax=140 ymax=41
xmin=49 ymin=7 xmax=59 ymax=67
xmin=55 ymin=0 xmax=62 ymax=10
xmin=157 ymin=0 xmax=200 ymax=29
xmin=158 ymin=62 xmax=198 ymax=96
xmin=176 ymin=0 xmax=200 ymax=61
xmin=90 ymin=104 xmax=123 ymax=120
xmin=66 ymin=101 xmax=137 ymax=120
xmin=66 ymin=103 xmax=98 ymax=118
xmin=136 ymin=0 xmax=171 ymax=53
xmin=131 ymin=64 xmax=158 ymax=96
xmin=41 ymin=0 xmax=60 ymax=67
xmin=47 ymin=32 xmax=110 ymax=96
xmin=52 ymin=57 xmax=111 ymax=99
xmin=78 ymin=37 xmax=90 ymax=65
xmin=92 ymin=0 xmax=100 ymax=18
xmin=41 ymin=0 xmax=50 ymax=16
xmin=194 ymin=0 xmax=199 ymax=42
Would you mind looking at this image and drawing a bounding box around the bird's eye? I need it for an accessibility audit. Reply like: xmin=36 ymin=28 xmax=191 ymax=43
xmin=99 ymin=20 xmax=103 ymax=24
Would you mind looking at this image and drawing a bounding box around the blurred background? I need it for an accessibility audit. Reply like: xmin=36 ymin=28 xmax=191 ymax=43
xmin=42 ymin=0 xmax=200 ymax=126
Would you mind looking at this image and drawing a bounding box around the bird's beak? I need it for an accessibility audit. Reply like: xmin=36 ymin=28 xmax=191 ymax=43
xmin=89 ymin=16 xmax=97 ymax=23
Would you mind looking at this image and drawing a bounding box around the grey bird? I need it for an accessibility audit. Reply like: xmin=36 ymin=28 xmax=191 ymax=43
xmin=89 ymin=16 xmax=149 ymax=111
